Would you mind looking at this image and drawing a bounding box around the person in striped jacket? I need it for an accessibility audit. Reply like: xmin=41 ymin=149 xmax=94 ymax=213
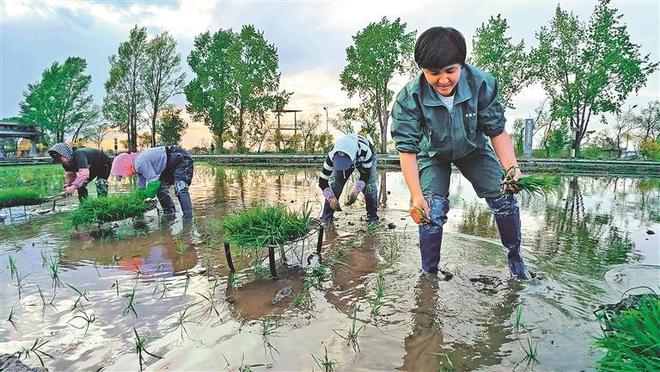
xmin=319 ymin=133 xmax=379 ymax=223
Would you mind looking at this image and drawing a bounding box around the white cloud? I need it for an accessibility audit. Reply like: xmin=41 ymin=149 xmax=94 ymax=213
xmin=2 ymin=0 xmax=31 ymax=18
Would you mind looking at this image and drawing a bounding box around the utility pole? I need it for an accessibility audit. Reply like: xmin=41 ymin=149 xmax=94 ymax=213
xmin=323 ymin=106 xmax=329 ymax=132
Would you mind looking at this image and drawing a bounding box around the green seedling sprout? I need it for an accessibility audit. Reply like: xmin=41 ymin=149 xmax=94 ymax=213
xmin=46 ymin=256 xmax=61 ymax=288
xmin=133 ymin=327 xmax=162 ymax=371
xmin=312 ymin=346 xmax=339 ymax=372
xmin=67 ymin=283 xmax=89 ymax=311
xmin=431 ymin=352 xmax=454 ymax=372
xmin=16 ymin=338 xmax=53 ymax=367
xmin=292 ymin=291 xmax=311 ymax=308
xmin=260 ymin=316 xmax=281 ymax=360
xmin=198 ymin=279 xmax=222 ymax=318
xmin=68 ymin=308 xmax=96 ymax=335
xmin=123 ymin=287 xmax=138 ymax=318
xmin=514 ymin=303 xmax=524 ymax=333
xmin=112 ymin=279 xmax=120 ymax=297
xmin=7 ymin=305 xmax=17 ymax=329
xmin=516 ymin=337 xmax=540 ymax=369
xmin=40 ymin=250 xmax=48 ymax=268
xmin=172 ymin=305 xmax=197 ymax=340
xmin=333 ymin=305 xmax=365 ymax=353
xmin=152 ymin=282 xmax=168 ymax=300
xmin=369 ymin=273 xmax=386 ymax=316
xmin=16 ymin=271 xmax=29 ymax=300
xmin=365 ymin=222 xmax=379 ymax=233
xmin=174 ymin=237 xmax=187 ymax=256
xmin=8 ymin=254 xmax=17 ymax=279
xmin=37 ymin=285 xmax=56 ymax=314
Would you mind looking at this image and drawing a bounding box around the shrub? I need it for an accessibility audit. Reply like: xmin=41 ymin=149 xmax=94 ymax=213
xmin=640 ymin=140 xmax=660 ymax=161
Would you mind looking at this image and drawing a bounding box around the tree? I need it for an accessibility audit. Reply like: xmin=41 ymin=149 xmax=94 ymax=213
xmin=633 ymin=100 xmax=659 ymax=143
xmin=157 ymin=106 xmax=188 ymax=145
xmin=104 ymin=25 xmax=148 ymax=152
xmin=138 ymin=132 xmax=152 ymax=150
xmin=78 ymin=122 xmax=112 ymax=149
xmin=513 ymin=118 xmax=525 ymax=154
xmin=340 ymin=17 xmax=416 ymax=153
xmin=20 ymin=57 xmax=99 ymax=142
xmin=471 ymin=14 xmax=534 ymax=109
xmin=330 ymin=108 xmax=357 ymax=135
xmin=298 ymin=113 xmax=321 ymax=153
xmin=601 ymin=105 xmax=636 ymax=157
xmin=185 ymin=29 xmax=236 ymax=153
xmin=142 ymin=32 xmax=186 ymax=147
xmin=230 ymin=25 xmax=281 ymax=152
xmin=245 ymin=110 xmax=273 ymax=153
xmin=530 ymin=0 xmax=658 ymax=158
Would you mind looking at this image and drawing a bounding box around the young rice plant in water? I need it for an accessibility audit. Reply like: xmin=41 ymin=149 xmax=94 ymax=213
xmin=69 ymin=192 xmax=149 ymax=228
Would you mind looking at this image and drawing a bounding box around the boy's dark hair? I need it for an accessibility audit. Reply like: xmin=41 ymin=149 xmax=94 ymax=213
xmin=414 ymin=27 xmax=466 ymax=70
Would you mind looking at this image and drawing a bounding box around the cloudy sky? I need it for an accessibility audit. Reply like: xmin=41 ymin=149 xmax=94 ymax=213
xmin=1 ymin=0 xmax=658 ymax=148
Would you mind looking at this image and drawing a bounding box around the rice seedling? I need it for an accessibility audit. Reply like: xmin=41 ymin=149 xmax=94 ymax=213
xmin=123 ymin=287 xmax=138 ymax=318
xmin=46 ymin=256 xmax=61 ymax=288
xmin=198 ymin=279 xmax=222 ymax=318
xmin=369 ymin=274 xmax=386 ymax=316
xmin=16 ymin=338 xmax=53 ymax=367
xmin=260 ymin=316 xmax=281 ymax=359
xmin=106 ymin=252 xmax=122 ymax=266
xmin=312 ymin=346 xmax=339 ymax=372
xmin=292 ymin=291 xmax=311 ymax=308
xmin=174 ymin=237 xmax=187 ymax=256
xmin=227 ymin=272 xmax=239 ymax=288
xmin=594 ymin=295 xmax=659 ymax=371
xmin=7 ymin=254 xmax=17 ymax=279
xmin=172 ymin=305 xmax=197 ymax=340
xmin=514 ymin=303 xmax=524 ymax=333
xmin=67 ymin=284 xmax=89 ymax=311
xmin=307 ymin=265 xmax=331 ymax=289
xmin=501 ymin=168 xmax=560 ymax=196
xmin=152 ymin=282 xmax=168 ymax=300
xmin=68 ymin=308 xmax=96 ymax=335
xmin=365 ymin=222 xmax=379 ymax=234
xmin=40 ymin=250 xmax=48 ymax=268
xmin=37 ymin=285 xmax=56 ymax=313
xmin=68 ymin=192 xmax=150 ymax=229
xmin=7 ymin=305 xmax=17 ymax=329
xmin=430 ymin=352 xmax=455 ymax=372
xmin=112 ymin=279 xmax=120 ymax=297
xmin=15 ymin=271 xmax=29 ymax=300
xmin=381 ymin=233 xmax=403 ymax=269
xmin=517 ymin=337 xmax=540 ymax=368
xmin=333 ymin=305 xmax=365 ymax=353
xmin=0 ymin=187 xmax=44 ymax=208
xmin=133 ymin=327 xmax=162 ymax=371
xmin=252 ymin=264 xmax=271 ymax=280
xmin=219 ymin=204 xmax=311 ymax=250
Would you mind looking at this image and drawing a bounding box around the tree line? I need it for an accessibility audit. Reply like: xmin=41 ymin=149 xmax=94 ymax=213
xmin=14 ymin=0 xmax=659 ymax=158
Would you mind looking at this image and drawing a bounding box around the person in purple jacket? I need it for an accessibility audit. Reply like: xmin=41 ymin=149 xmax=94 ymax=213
xmin=112 ymin=146 xmax=194 ymax=220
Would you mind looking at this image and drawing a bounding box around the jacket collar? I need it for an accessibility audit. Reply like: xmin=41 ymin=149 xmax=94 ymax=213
xmin=421 ymin=66 xmax=472 ymax=107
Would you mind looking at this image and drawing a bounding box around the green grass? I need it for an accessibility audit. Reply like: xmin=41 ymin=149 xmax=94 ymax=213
xmin=218 ymin=204 xmax=311 ymax=250
xmin=0 ymin=187 xmax=45 ymax=208
xmin=68 ymin=192 xmax=149 ymax=228
xmin=594 ymin=295 xmax=660 ymax=371
xmin=0 ymin=165 xmax=63 ymax=191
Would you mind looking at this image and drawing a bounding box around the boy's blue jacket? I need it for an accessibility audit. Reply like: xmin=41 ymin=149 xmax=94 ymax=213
xmin=391 ymin=64 xmax=505 ymax=161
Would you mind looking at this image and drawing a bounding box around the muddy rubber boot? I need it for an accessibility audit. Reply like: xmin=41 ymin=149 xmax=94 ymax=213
xmin=175 ymin=180 xmax=193 ymax=220
xmin=364 ymin=182 xmax=379 ymax=222
xmin=418 ymin=195 xmax=450 ymax=273
xmin=486 ymin=195 xmax=531 ymax=280
xmin=157 ymin=184 xmax=176 ymax=217
xmin=96 ymin=178 xmax=108 ymax=198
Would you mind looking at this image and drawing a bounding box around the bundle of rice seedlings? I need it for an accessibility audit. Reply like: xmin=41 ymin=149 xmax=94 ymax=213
xmin=0 ymin=187 xmax=44 ymax=208
xmin=219 ymin=204 xmax=311 ymax=249
xmin=594 ymin=295 xmax=660 ymax=371
xmin=501 ymin=168 xmax=560 ymax=196
xmin=69 ymin=192 xmax=149 ymax=229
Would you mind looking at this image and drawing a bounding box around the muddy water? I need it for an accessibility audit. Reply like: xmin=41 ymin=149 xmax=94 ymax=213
xmin=1 ymin=164 xmax=658 ymax=371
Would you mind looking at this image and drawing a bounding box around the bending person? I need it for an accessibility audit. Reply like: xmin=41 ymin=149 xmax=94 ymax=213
xmin=48 ymin=143 xmax=112 ymax=201
xmin=319 ymin=133 xmax=379 ymax=223
xmin=111 ymin=145 xmax=194 ymax=220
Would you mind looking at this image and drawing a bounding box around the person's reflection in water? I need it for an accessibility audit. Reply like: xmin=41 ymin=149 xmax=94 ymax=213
xmin=402 ymin=275 xmax=521 ymax=371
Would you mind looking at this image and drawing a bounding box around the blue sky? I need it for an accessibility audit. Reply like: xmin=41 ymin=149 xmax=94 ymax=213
xmin=1 ymin=0 xmax=658 ymax=146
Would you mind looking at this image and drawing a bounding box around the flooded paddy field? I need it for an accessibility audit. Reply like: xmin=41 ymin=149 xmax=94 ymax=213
xmin=1 ymin=164 xmax=658 ymax=371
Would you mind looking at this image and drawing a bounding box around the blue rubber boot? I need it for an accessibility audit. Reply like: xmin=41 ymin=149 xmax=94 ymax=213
xmin=486 ymin=195 xmax=531 ymax=280
xmin=418 ymin=195 xmax=450 ymax=273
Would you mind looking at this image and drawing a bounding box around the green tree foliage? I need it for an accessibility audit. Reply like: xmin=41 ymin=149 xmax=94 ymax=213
xmin=186 ymin=26 xmax=283 ymax=153
xmin=340 ymin=17 xmax=415 ymax=153
xmin=20 ymin=57 xmax=99 ymax=143
xmin=471 ymin=14 xmax=534 ymax=110
xmin=230 ymin=25 xmax=281 ymax=152
xmin=633 ymin=100 xmax=659 ymax=143
xmin=158 ymin=106 xmax=188 ymax=145
xmin=142 ymin=32 xmax=186 ymax=147
xmin=103 ymin=25 xmax=148 ymax=152
xmin=530 ymin=0 xmax=658 ymax=157
xmin=186 ymin=29 xmax=236 ymax=152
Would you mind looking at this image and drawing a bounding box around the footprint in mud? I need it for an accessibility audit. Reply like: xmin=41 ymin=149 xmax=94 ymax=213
xmin=468 ymin=275 xmax=504 ymax=294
